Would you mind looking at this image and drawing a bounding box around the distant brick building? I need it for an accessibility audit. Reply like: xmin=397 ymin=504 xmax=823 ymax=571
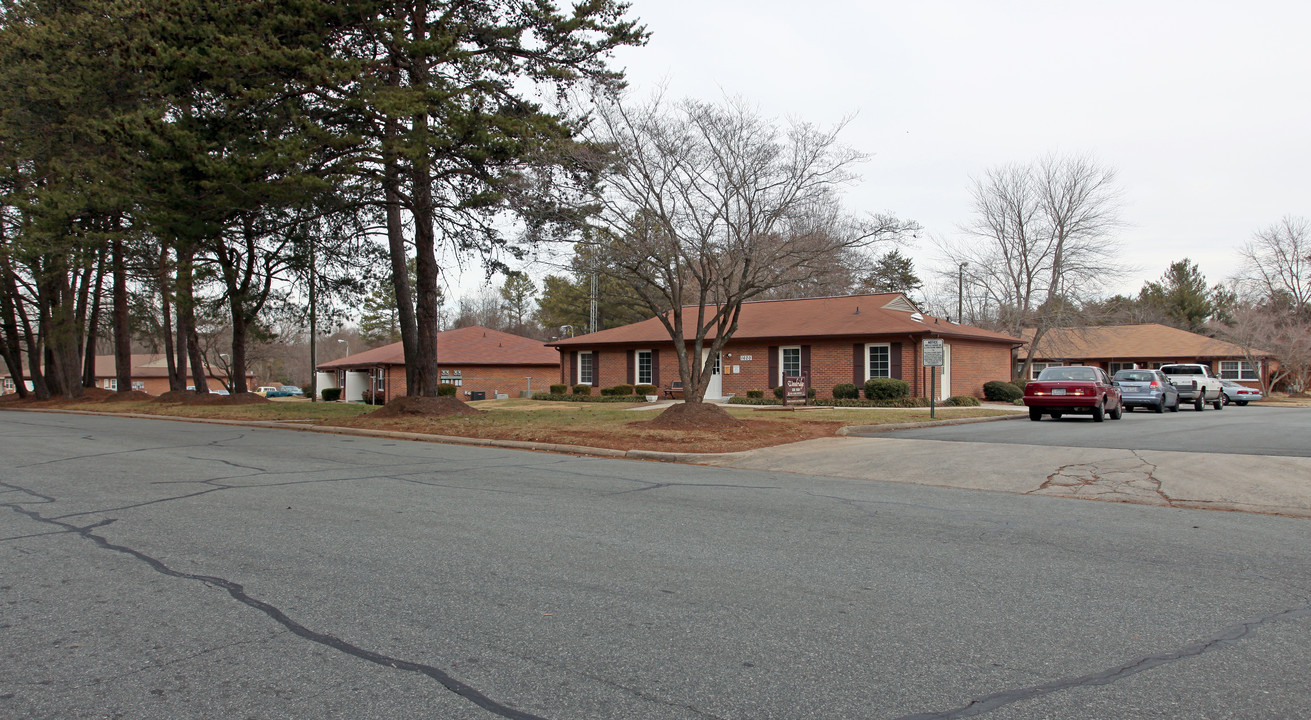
xmin=546 ymin=293 xmax=1021 ymax=400
xmin=316 ymin=325 xmax=559 ymax=402
xmin=1020 ymin=324 xmax=1273 ymax=388
xmin=0 ymin=354 xmax=251 ymax=396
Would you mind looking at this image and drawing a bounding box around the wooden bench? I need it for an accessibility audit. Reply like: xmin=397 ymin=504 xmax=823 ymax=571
xmin=662 ymin=381 xmax=683 ymax=399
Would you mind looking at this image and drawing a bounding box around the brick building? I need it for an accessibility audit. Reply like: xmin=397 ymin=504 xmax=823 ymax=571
xmin=316 ymin=325 xmax=559 ymax=402
xmin=1 ymin=354 xmax=250 ymax=396
xmin=546 ymin=293 xmax=1021 ymax=400
xmin=1020 ymin=324 xmax=1273 ymax=388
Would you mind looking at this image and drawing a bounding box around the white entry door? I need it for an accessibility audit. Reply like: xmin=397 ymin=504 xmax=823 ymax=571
xmin=702 ymin=350 xmax=723 ymax=399
xmin=939 ymin=344 xmax=952 ymax=400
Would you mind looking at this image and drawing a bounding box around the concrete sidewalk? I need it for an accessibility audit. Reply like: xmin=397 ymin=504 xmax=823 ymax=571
xmin=691 ymin=435 xmax=1311 ymax=518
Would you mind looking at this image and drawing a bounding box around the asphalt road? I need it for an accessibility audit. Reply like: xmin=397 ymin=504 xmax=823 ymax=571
xmin=3 ymin=410 xmax=1310 ymax=719
xmin=867 ymin=405 xmax=1311 ymax=457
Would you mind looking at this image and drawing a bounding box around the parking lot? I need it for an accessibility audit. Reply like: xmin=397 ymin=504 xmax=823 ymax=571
xmin=865 ymin=405 xmax=1311 ymax=457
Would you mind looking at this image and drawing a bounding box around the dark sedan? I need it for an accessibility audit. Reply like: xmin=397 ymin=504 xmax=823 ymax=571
xmin=1112 ymin=369 xmax=1180 ymax=413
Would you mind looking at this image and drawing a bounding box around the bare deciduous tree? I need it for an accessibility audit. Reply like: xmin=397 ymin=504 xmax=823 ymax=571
xmin=583 ymin=93 xmax=916 ymax=412
xmin=939 ymin=154 xmax=1125 ymax=379
xmin=1240 ymin=216 xmax=1310 ymax=311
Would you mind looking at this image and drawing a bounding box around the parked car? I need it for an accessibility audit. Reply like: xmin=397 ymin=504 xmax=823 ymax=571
xmin=254 ymin=386 xmax=279 ymax=397
xmin=1159 ymin=363 xmax=1225 ymax=411
xmin=276 ymin=385 xmax=305 ymax=397
xmin=1111 ymin=369 xmax=1180 ymax=413
xmin=1024 ymin=365 xmax=1124 ymax=422
xmin=1220 ymin=379 xmax=1263 ymax=406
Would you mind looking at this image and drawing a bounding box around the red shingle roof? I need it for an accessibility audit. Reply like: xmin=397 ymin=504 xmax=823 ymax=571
xmin=1022 ymin=324 xmax=1266 ymax=360
xmin=317 ymin=326 xmax=559 ymax=369
xmin=547 ymin=294 xmax=1020 ymax=347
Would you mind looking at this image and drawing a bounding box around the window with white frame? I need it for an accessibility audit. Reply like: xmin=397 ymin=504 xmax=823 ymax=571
xmin=132 ymin=381 xmax=145 ymax=391
xmin=579 ymin=352 xmax=594 ymax=384
xmin=781 ymin=346 xmax=801 ymax=382
xmin=636 ymin=350 xmax=652 ymax=385
xmin=104 ymin=378 xmax=118 ymax=390
xmin=1024 ymin=362 xmax=1063 ymax=379
xmin=1219 ymin=360 xmax=1260 ymax=380
xmin=3 ymin=378 xmax=13 ymax=391
xmin=374 ymin=369 xmax=385 ymax=392
xmin=866 ymin=344 xmax=891 ymax=380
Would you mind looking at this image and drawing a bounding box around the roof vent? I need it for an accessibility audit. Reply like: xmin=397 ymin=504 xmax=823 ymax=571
xmin=854 ymin=305 xmax=860 ymax=315
xmin=910 ymin=312 xmax=925 ymax=323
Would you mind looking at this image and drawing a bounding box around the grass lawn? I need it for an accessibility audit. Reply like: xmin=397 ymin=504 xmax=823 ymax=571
xmin=3 ymin=395 xmax=1014 ymax=454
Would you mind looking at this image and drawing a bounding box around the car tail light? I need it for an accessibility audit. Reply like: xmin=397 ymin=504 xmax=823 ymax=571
xmin=1070 ymin=389 xmax=1086 ymax=396
xmin=1149 ymin=380 xmax=1160 ymax=388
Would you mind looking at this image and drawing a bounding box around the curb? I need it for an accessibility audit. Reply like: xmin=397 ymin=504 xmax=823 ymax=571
xmin=837 ymin=412 xmax=1024 ymax=435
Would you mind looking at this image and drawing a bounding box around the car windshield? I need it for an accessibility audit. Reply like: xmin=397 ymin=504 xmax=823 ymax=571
xmin=1113 ymin=371 xmax=1156 ymax=382
xmin=1037 ymin=367 xmax=1097 ymax=382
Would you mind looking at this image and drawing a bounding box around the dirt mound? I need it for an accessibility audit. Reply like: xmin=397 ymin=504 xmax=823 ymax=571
xmin=154 ymin=391 xmax=269 ymax=405
xmin=81 ymin=387 xmax=117 ymax=400
xmin=96 ymin=390 xmax=154 ymax=403
xmin=642 ymin=402 xmax=743 ymax=429
xmin=368 ymin=395 xmax=485 ymax=418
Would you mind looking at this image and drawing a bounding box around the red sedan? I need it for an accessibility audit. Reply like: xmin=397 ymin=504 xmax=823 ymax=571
xmin=1024 ymin=366 xmax=1124 ymax=422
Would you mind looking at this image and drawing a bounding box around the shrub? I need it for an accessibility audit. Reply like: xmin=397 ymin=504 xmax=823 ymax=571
xmin=865 ymin=378 xmax=910 ymax=400
xmin=831 ymin=383 xmax=860 ymax=399
xmin=300 ymin=384 xmax=313 ymax=397
xmin=808 ymin=388 xmax=816 ymax=399
xmin=549 ymin=384 xmax=568 ymax=395
xmin=437 ymin=383 xmax=457 ymax=396
xmin=983 ymin=380 xmax=1024 ymax=402
xmin=361 ymin=389 xmax=386 ymax=406
xmin=321 ymin=387 xmax=341 ymax=402
xmin=945 ymin=395 xmax=981 ymax=406
xmin=746 ymin=389 xmax=764 ymax=399
xmin=601 ymin=384 xmax=635 ymax=396
xmin=572 ymin=384 xmax=592 ymax=395
xmin=773 ymin=385 xmax=785 ymax=399
xmin=636 ymin=385 xmax=658 ymax=396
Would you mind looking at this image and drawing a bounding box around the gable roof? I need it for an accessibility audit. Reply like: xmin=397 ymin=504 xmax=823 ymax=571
xmin=317 ymin=325 xmax=559 ymax=369
xmin=547 ymin=293 xmax=1020 ymax=347
xmin=1022 ymin=324 xmax=1266 ymax=360
xmin=3 ymin=354 xmax=251 ymax=379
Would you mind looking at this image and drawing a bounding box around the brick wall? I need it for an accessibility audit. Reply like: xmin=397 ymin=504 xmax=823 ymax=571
xmin=556 ymin=336 xmax=1014 ymax=399
xmin=380 ymin=363 xmax=558 ymax=401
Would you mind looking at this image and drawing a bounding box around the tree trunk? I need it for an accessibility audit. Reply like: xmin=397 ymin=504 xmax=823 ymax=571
xmin=112 ymin=235 xmax=132 ymax=392
xmin=81 ymin=249 xmax=107 ymax=388
xmin=0 ymin=251 xmax=28 ymax=398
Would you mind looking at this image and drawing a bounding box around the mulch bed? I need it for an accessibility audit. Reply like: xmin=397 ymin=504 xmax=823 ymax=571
xmin=367 ymin=395 xmax=485 ymax=418
xmin=639 ymin=402 xmax=743 ymax=429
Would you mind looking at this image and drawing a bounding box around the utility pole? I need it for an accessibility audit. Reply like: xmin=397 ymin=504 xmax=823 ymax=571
xmin=589 ymin=273 xmax=598 ymax=334
xmin=957 ymin=262 xmax=969 ymax=323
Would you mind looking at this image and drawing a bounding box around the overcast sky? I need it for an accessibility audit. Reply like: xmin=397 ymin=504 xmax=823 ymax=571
xmin=466 ymin=0 xmax=1310 ymax=305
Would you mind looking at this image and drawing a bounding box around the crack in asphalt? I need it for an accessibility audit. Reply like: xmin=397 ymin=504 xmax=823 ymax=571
xmin=0 ymin=482 xmax=552 ymax=720
xmin=892 ymin=598 xmax=1311 ymax=719
xmin=1031 ymin=453 xmax=1173 ymax=506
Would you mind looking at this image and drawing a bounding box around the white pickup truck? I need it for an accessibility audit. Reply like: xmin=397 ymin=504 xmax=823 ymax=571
xmin=1159 ymin=363 xmax=1225 ymax=410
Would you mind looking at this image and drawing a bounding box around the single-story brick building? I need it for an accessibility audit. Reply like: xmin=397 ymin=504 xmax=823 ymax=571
xmin=1 ymin=353 xmax=250 ymax=396
xmin=546 ymin=293 xmax=1022 ymax=400
xmin=316 ymin=325 xmax=560 ymax=402
xmin=1019 ymin=324 xmax=1273 ymax=388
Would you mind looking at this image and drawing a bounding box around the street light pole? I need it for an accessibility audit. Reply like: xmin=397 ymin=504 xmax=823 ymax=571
xmin=337 ymin=338 xmax=349 ymax=358
xmin=957 ymin=262 xmax=969 ymax=323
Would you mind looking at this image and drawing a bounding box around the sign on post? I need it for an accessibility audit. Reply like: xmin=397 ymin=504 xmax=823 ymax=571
xmin=922 ymin=338 xmax=944 ymax=367
xmin=783 ymin=373 xmax=808 ymax=406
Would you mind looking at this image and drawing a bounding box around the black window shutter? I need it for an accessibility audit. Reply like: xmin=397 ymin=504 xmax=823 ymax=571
xmin=651 ymin=349 xmax=661 ymax=387
xmin=593 ymin=352 xmax=601 ymax=384
xmin=569 ymin=351 xmax=577 ymax=384
xmin=853 ymin=343 xmax=864 ymax=384
xmin=801 ymin=346 xmax=811 ymax=382
xmin=626 ymin=350 xmax=635 ymax=384
xmin=890 ymin=342 xmax=903 ymax=380
xmin=768 ymin=346 xmax=779 ymax=388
